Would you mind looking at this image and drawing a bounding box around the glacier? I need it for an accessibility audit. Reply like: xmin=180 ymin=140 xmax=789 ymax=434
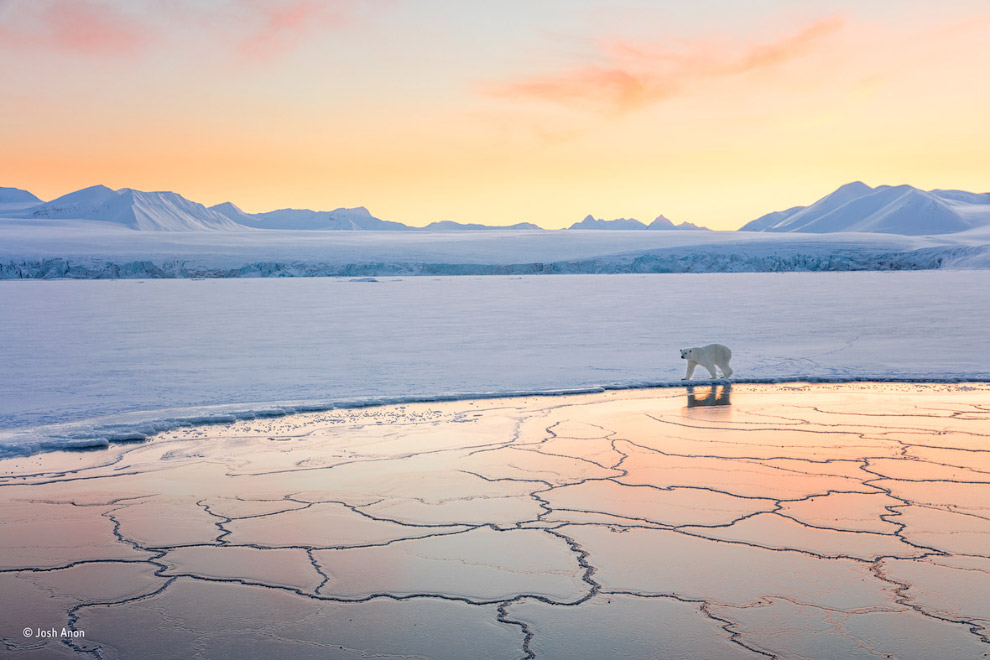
xmin=3 ymin=243 xmax=986 ymax=279
xmin=2 ymin=219 xmax=989 ymax=279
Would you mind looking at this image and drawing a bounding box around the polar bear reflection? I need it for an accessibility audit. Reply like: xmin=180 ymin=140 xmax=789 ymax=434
xmin=680 ymin=344 xmax=733 ymax=380
xmin=686 ymin=383 xmax=732 ymax=408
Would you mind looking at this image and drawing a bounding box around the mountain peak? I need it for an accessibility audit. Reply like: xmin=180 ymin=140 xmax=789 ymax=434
xmin=30 ymin=185 xmax=119 ymax=219
xmin=49 ymin=184 xmax=116 ymax=205
xmin=329 ymin=206 xmax=373 ymax=219
xmin=648 ymin=215 xmax=675 ymax=229
xmin=569 ymin=216 xmax=647 ymax=230
xmin=212 ymin=201 xmax=243 ymax=213
xmin=0 ymin=186 xmax=41 ymax=205
xmin=835 ymin=181 xmax=873 ymax=194
xmin=646 ymin=215 xmax=709 ymax=231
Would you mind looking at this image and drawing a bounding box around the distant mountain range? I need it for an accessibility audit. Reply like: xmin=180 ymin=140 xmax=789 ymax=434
xmin=568 ymin=214 xmax=707 ymax=230
xmin=210 ymin=201 xmax=411 ymax=231
xmin=741 ymin=182 xmax=990 ymax=235
xmin=3 ymin=182 xmax=989 ymax=234
xmin=423 ymin=220 xmax=543 ymax=231
xmin=1 ymin=186 xmax=547 ymax=232
xmin=0 ymin=185 xmax=710 ymax=232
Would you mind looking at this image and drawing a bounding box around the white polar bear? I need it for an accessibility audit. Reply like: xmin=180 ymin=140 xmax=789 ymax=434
xmin=680 ymin=344 xmax=733 ymax=380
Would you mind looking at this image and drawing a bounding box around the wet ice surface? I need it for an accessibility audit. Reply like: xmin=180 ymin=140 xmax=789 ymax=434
xmin=1 ymin=383 xmax=989 ymax=659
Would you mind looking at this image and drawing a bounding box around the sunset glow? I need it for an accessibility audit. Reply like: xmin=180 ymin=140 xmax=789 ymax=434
xmin=2 ymin=0 xmax=988 ymax=229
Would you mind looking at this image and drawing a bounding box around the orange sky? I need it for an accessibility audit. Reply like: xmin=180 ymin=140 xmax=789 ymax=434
xmin=2 ymin=0 xmax=988 ymax=229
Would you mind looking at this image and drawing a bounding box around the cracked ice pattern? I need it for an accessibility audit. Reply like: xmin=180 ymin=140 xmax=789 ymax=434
xmin=1 ymin=383 xmax=989 ymax=659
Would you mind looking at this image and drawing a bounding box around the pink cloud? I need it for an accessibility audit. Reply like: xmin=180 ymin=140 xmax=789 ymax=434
xmin=493 ymin=66 xmax=674 ymax=115
xmin=0 ymin=0 xmax=153 ymax=56
xmin=486 ymin=17 xmax=846 ymax=115
xmin=725 ymin=17 xmax=845 ymax=74
xmin=235 ymin=0 xmax=353 ymax=61
xmin=0 ymin=0 xmax=366 ymax=62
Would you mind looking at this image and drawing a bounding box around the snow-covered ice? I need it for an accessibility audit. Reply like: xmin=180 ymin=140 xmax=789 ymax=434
xmin=1 ymin=272 xmax=988 ymax=457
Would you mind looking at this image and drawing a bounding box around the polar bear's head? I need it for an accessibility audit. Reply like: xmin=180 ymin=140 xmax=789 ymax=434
xmin=680 ymin=348 xmax=694 ymax=360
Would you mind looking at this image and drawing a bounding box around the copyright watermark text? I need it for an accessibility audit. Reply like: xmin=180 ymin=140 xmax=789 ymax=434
xmin=23 ymin=627 xmax=85 ymax=639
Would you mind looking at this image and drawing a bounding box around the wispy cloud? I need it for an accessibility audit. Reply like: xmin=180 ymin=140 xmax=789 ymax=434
xmin=235 ymin=0 xmax=353 ymax=61
xmin=486 ymin=17 xmax=846 ymax=115
xmin=0 ymin=0 xmax=366 ymax=62
xmin=0 ymin=0 xmax=153 ymax=56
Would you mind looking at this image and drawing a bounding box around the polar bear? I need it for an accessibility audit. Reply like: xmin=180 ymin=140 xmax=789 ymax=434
xmin=680 ymin=344 xmax=733 ymax=380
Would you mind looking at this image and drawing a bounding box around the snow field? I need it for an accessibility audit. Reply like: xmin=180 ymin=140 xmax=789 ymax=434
xmin=1 ymin=271 xmax=988 ymax=456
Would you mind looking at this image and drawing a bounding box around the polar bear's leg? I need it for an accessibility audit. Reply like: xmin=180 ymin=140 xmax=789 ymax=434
xmin=700 ymin=359 xmax=718 ymax=379
xmin=682 ymin=360 xmax=697 ymax=380
xmin=719 ymin=347 xmax=733 ymax=378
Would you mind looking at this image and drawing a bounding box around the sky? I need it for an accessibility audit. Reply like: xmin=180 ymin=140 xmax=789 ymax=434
xmin=1 ymin=0 xmax=989 ymax=230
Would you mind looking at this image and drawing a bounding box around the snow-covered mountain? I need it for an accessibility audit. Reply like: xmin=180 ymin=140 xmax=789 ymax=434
xmin=930 ymin=189 xmax=990 ymax=205
xmin=0 ymin=186 xmax=41 ymax=206
xmin=569 ymin=214 xmax=707 ymax=230
xmin=740 ymin=206 xmax=805 ymax=232
xmin=213 ymin=204 xmax=545 ymax=231
xmin=8 ymin=181 xmax=989 ymax=235
xmin=569 ymin=215 xmax=648 ymax=230
xmin=212 ymin=203 xmax=411 ymax=230
xmin=27 ymin=186 xmax=244 ymax=231
xmin=104 ymin=189 xmax=245 ymax=231
xmin=647 ymin=215 xmax=708 ymax=230
xmin=29 ymin=185 xmax=118 ymax=218
xmin=742 ymin=182 xmax=990 ymax=235
xmin=325 ymin=207 xmax=410 ymax=231
xmin=10 ymin=185 xmax=550 ymax=231
xmin=423 ymin=220 xmax=542 ymax=231
xmin=208 ymin=201 xmax=255 ymax=225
